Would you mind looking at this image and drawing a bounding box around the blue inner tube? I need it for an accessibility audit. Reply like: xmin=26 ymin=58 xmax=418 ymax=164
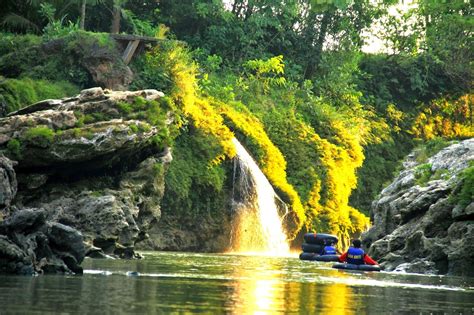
xmin=299 ymin=253 xmax=340 ymax=262
xmin=332 ymin=262 xmax=381 ymax=272
xmin=303 ymin=233 xmax=338 ymax=245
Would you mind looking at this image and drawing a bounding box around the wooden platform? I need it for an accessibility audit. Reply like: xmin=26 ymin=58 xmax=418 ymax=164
xmin=110 ymin=34 xmax=163 ymax=65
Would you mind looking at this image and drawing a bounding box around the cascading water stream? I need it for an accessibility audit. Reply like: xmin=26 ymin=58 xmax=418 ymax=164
xmin=230 ymin=138 xmax=290 ymax=255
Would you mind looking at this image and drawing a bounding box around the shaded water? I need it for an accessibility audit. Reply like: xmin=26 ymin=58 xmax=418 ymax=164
xmin=1 ymin=252 xmax=473 ymax=314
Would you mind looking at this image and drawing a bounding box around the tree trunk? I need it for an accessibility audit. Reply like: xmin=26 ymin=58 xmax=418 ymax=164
xmin=304 ymin=12 xmax=332 ymax=79
xmin=111 ymin=5 xmax=121 ymax=34
xmin=80 ymin=0 xmax=86 ymax=30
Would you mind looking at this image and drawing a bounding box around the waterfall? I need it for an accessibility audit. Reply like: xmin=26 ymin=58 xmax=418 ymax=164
xmin=230 ymin=138 xmax=290 ymax=255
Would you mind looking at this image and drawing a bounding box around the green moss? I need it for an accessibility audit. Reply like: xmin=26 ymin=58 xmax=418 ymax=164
xmin=71 ymin=128 xmax=81 ymax=138
xmin=74 ymin=112 xmax=85 ymax=127
xmin=82 ymin=112 xmax=108 ymax=124
xmin=117 ymin=101 xmax=133 ymax=114
xmin=150 ymin=128 xmax=171 ymax=151
xmin=23 ymin=126 xmax=55 ymax=148
xmin=138 ymin=123 xmax=152 ymax=132
xmin=91 ymin=191 xmax=102 ymax=197
xmin=6 ymin=139 xmax=22 ymax=159
xmin=153 ymin=163 xmax=163 ymax=176
xmin=82 ymin=114 xmax=95 ymax=124
xmin=414 ymin=163 xmax=433 ymax=186
xmin=83 ymin=130 xmax=95 ymax=140
xmin=133 ymin=96 xmax=147 ymax=111
xmin=431 ymin=169 xmax=449 ymax=180
xmin=129 ymin=124 xmax=139 ymax=133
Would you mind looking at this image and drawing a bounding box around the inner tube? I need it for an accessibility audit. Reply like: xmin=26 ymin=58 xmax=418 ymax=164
xmin=299 ymin=252 xmax=318 ymax=260
xmin=313 ymin=255 xmax=340 ymax=262
xmin=299 ymin=253 xmax=340 ymax=262
xmin=332 ymin=262 xmax=381 ymax=272
xmin=301 ymin=243 xmax=323 ymax=253
xmin=303 ymin=233 xmax=338 ymax=245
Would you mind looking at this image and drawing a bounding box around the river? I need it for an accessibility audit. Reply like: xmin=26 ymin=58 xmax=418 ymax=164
xmin=0 ymin=251 xmax=473 ymax=314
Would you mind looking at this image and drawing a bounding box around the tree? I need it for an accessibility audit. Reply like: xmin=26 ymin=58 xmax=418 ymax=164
xmin=80 ymin=0 xmax=103 ymax=30
xmin=419 ymin=0 xmax=473 ymax=90
xmin=110 ymin=0 xmax=128 ymax=33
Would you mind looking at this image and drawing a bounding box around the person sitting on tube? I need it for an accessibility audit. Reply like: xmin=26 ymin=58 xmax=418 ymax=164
xmin=321 ymin=239 xmax=338 ymax=255
xmin=338 ymin=239 xmax=378 ymax=265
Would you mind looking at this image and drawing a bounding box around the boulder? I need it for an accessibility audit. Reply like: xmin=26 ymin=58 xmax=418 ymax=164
xmin=48 ymin=222 xmax=85 ymax=263
xmin=3 ymin=208 xmax=46 ymax=233
xmin=0 ymin=209 xmax=85 ymax=274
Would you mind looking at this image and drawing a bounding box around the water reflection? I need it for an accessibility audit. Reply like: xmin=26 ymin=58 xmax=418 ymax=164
xmin=322 ymin=283 xmax=354 ymax=315
xmin=227 ymin=256 xmax=285 ymax=313
xmin=0 ymin=252 xmax=472 ymax=314
xmin=226 ymin=255 xmax=366 ymax=314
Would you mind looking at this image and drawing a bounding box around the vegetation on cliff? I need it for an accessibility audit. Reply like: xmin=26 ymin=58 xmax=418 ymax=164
xmin=0 ymin=0 xmax=472 ymax=247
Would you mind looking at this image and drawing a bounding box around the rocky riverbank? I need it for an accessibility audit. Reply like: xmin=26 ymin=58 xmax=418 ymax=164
xmin=363 ymin=139 xmax=473 ymax=276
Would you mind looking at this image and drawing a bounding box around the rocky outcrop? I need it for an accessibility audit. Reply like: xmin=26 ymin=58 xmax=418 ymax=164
xmin=0 ymin=87 xmax=172 ymax=270
xmin=42 ymin=37 xmax=133 ymax=90
xmin=363 ymin=139 xmax=474 ymax=276
xmin=0 ymin=208 xmax=85 ymax=274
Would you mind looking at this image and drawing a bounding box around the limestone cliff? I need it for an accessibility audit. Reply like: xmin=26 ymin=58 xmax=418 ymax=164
xmin=363 ymin=139 xmax=474 ymax=276
xmin=0 ymin=87 xmax=172 ymax=273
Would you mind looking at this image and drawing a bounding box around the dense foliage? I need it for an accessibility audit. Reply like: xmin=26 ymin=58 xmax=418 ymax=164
xmin=0 ymin=0 xmax=472 ymax=246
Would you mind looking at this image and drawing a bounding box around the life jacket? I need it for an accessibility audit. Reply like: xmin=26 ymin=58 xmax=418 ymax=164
xmin=322 ymin=246 xmax=337 ymax=255
xmin=346 ymin=247 xmax=365 ymax=265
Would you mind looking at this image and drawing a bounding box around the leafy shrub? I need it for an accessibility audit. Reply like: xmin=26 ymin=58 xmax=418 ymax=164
xmin=0 ymin=31 xmax=122 ymax=88
xmin=162 ymin=130 xmax=228 ymax=218
xmin=0 ymin=33 xmax=41 ymax=57
xmin=0 ymin=78 xmax=78 ymax=113
xmin=40 ymin=3 xmax=80 ymax=41
xmin=455 ymin=162 xmax=474 ymax=207
xmin=414 ymin=138 xmax=451 ymax=163
xmin=411 ymin=94 xmax=473 ymax=140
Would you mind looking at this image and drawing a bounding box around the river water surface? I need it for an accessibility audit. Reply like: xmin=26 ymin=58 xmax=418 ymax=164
xmin=1 ymin=251 xmax=473 ymax=314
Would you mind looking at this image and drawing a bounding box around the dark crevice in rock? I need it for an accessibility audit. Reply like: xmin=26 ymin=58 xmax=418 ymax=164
xmin=16 ymin=145 xmax=167 ymax=193
xmin=453 ymin=213 xmax=474 ymax=222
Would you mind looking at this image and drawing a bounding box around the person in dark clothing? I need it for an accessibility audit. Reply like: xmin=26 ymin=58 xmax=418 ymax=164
xmin=321 ymin=240 xmax=338 ymax=255
xmin=338 ymin=239 xmax=378 ymax=265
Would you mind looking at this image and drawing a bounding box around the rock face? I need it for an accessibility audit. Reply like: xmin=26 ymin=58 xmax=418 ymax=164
xmin=0 ymin=208 xmax=85 ymax=274
xmin=363 ymin=139 xmax=474 ymax=276
xmin=0 ymin=87 xmax=172 ymax=270
xmin=0 ymin=155 xmax=16 ymax=211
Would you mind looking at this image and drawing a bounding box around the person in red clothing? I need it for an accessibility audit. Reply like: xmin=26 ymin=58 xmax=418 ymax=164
xmin=338 ymin=239 xmax=378 ymax=265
